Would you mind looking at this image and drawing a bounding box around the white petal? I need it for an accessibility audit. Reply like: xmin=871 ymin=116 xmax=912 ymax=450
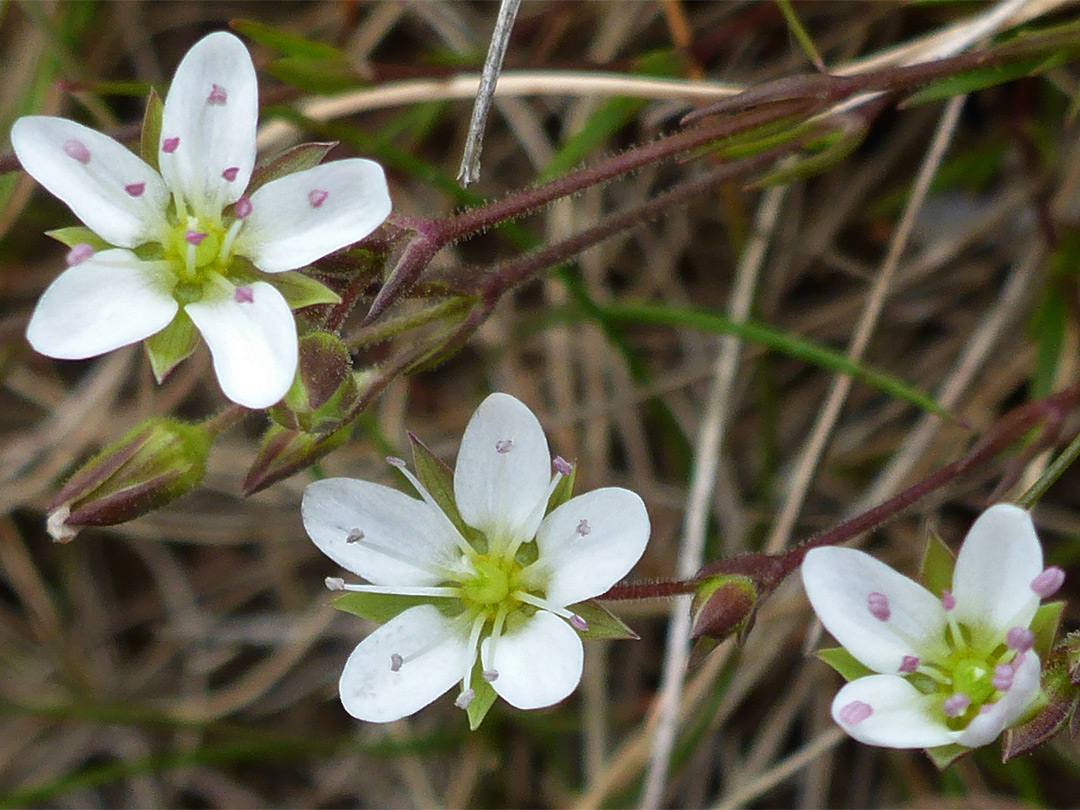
xmin=801 ymin=547 xmax=947 ymax=673
xmin=338 ymin=605 xmax=470 ymax=723
xmin=957 ymin=652 xmax=1042 ymax=747
xmin=302 ymin=477 xmax=461 ymax=586
xmin=159 ymin=32 xmax=257 ymax=218
xmin=952 ymin=504 xmax=1043 ymax=640
xmin=830 ymin=675 xmax=955 ymax=748
xmin=481 ymin=610 xmax=583 ymax=710
xmin=534 ymin=487 xmax=650 ymax=607
xmin=11 ymin=116 xmax=169 ymax=247
xmin=26 ymin=249 xmax=177 ymax=359
xmin=453 ymin=393 xmax=552 ymax=539
xmin=184 ymin=279 xmax=296 ymax=409
xmin=237 ymin=159 xmax=392 ymax=273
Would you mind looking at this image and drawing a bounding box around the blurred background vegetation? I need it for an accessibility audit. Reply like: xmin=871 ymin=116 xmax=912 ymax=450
xmin=3 ymin=1 xmax=1080 ymax=807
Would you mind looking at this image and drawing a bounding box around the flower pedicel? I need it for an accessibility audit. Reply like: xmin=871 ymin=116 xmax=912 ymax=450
xmin=12 ymin=32 xmax=391 ymax=408
xmin=303 ymin=393 xmax=650 ymax=724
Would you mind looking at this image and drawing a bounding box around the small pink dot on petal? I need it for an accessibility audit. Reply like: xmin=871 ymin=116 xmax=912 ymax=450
xmin=207 ymin=84 xmax=227 ymax=105
xmin=63 ymin=139 xmax=91 ymax=164
xmin=125 ymin=182 xmax=145 ymax=197
xmin=221 ymin=167 xmax=239 ymax=182
xmin=576 ymin=519 xmax=591 ymax=536
xmin=162 ymin=137 xmax=180 ymax=154
xmin=234 ymin=196 xmax=253 ymax=219
xmin=233 ymin=286 xmax=254 ymax=304
xmin=838 ymin=701 xmax=872 ymax=725
xmin=65 ymin=243 xmax=94 ymax=266
xmin=495 ymin=439 xmax=513 ymax=454
xmin=867 ymin=592 xmax=890 ymax=621
xmin=308 ymin=189 xmax=329 ymax=208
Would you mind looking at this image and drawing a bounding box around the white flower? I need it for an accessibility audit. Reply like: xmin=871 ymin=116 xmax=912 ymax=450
xmin=802 ymin=504 xmax=1064 ymax=750
xmin=302 ymin=392 xmax=650 ymax=722
xmin=11 ymin=32 xmax=391 ymax=409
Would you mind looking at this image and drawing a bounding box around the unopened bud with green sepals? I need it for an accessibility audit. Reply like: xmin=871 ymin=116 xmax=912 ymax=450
xmin=47 ymin=417 xmax=211 ymax=541
xmin=270 ymin=332 xmax=357 ymax=434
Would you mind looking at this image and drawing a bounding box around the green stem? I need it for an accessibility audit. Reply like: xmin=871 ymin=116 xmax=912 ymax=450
xmin=1018 ymin=427 xmax=1080 ymax=508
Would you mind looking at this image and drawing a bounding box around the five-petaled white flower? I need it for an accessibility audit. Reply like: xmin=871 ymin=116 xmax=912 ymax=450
xmin=802 ymin=504 xmax=1064 ymax=750
xmin=12 ymin=32 xmax=391 ymax=408
xmin=302 ymin=392 xmax=650 ymax=722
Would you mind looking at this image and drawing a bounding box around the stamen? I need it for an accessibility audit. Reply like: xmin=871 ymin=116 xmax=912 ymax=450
xmin=552 ymin=456 xmax=572 ymax=475
xmin=1006 ymin=626 xmax=1034 ymax=653
xmin=338 ymin=530 xmax=458 ymax=578
xmin=325 ymin=576 xmax=345 ymax=591
xmin=941 ymin=590 xmax=956 ymax=611
xmin=570 ymin=614 xmax=588 ymax=632
xmin=459 ymin=613 xmax=487 ymax=700
xmin=233 ymin=286 xmax=254 ymax=304
xmin=502 ymin=472 xmax=564 ymax=560
xmin=576 ymin=519 xmax=591 ymax=537
xmin=207 ymin=84 xmax=228 ymax=105
xmin=63 ymin=139 xmax=90 ymax=164
xmin=899 ymin=655 xmax=919 ymax=674
xmin=162 ymin=137 xmax=180 ymax=154
xmin=308 ymin=189 xmax=329 ymax=208
xmin=337 ymin=582 xmax=461 ymax=598
xmin=495 ymin=439 xmax=513 ymax=454
xmin=386 ymin=458 xmax=477 ymax=559
xmin=1031 ymin=566 xmax=1065 ymax=598
xmin=185 ymin=230 xmax=207 ymax=246
xmin=455 ymin=689 xmax=475 ymax=710
xmin=346 ymin=529 xmax=364 ymax=544
xmin=513 ymin=590 xmax=576 ymax=622
xmin=837 ymin=701 xmax=872 ymax=725
xmin=65 ymin=243 xmax=94 ymax=267
xmin=485 ymin=604 xmax=510 ymax=674
xmin=219 ymin=218 xmax=245 ymax=262
xmin=390 ymin=653 xmax=403 ymax=672
xmin=992 ymin=663 xmax=1014 ymax=691
xmin=125 ymin=182 xmax=145 ymax=197
xmin=386 ymin=456 xmax=406 ymax=468
xmin=234 ymin=196 xmax=253 ymax=219
xmin=942 ymin=694 xmax=970 ymax=718
xmin=221 ymin=167 xmax=239 ymax=182
xmin=867 ymin=592 xmax=890 ymax=621
xmin=482 ymin=669 xmax=499 ymax=682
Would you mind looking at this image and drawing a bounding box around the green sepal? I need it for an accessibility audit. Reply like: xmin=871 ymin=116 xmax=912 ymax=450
xmin=816 ymin=646 xmax=874 ymax=682
xmin=144 ymin=312 xmax=199 ymax=383
xmin=1031 ymin=601 xmax=1066 ymax=661
xmin=243 ymin=423 xmax=350 ymax=494
xmin=545 ymin=460 xmax=576 ymax=516
xmin=903 ymin=52 xmax=1069 ymax=108
xmin=140 ymin=86 xmax=164 ymax=172
xmin=248 ymin=142 xmax=337 ymax=196
xmin=918 ymin=530 xmax=955 ymax=598
xmin=923 ymin=743 xmax=968 ymax=771
xmin=466 ymin=659 xmax=498 ymax=730
xmin=268 ymin=270 xmax=342 ymax=309
xmin=409 ymin=432 xmax=474 ymax=541
xmin=332 ymin=592 xmax=433 ymax=624
xmin=568 ymin=600 xmax=639 ymax=640
xmin=45 ymin=226 xmax=110 ymax=251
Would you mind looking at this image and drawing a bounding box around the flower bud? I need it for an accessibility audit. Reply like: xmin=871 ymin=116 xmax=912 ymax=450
xmin=690 ymin=574 xmax=758 ymax=644
xmin=47 ymin=418 xmax=211 ymax=542
xmin=269 ymin=332 xmax=357 ymax=434
xmin=1002 ymin=652 xmax=1076 ymax=761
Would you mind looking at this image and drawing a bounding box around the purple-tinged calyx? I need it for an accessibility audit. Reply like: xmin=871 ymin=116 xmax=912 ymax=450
xmin=838 ymin=701 xmax=872 ymax=725
xmin=63 ymin=139 xmax=90 ymax=164
xmin=1031 ymin=566 xmax=1065 ymax=598
xmin=125 ymin=182 xmax=145 ymax=197
xmin=899 ymin=655 xmax=919 ymax=674
xmin=65 ymin=243 xmax=95 ymax=267
xmin=308 ymin=189 xmax=329 ymax=208
xmin=943 ymin=693 xmax=971 ymax=717
xmin=1007 ymin=626 xmax=1035 ymax=653
xmin=867 ymin=592 xmax=890 ymax=621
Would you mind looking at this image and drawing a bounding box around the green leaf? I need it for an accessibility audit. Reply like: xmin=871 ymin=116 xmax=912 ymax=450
xmin=466 ymin=661 xmax=498 ymax=730
xmin=599 ymin=304 xmax=951 ymax=419
xmin=409 ymin=432 xmax=473 ymax=541
xmin=45 ymin=226 xmax=110 ymax=251
xmin=568 ymin=600 xmax=639 ymax=640
xmin=144 ymin=312 xmax=199 ymax=383
xmin=545 ymin=460 xmax=576 ymax=515
xmin=333 ymin=592 xmax=432 ymax=624
xmin=816 ymin=646 xmax=874 ymax=682
xmin=140 ymin=86 xmax=164 ymax=172
xmin=265 ymin=56 xmax=364 ymax=95
xmin=230 ymin=19 xmax=344 ymax=59
xmin=248 ymin=142 xmax=337 ymax=195
xmin=1031 ymin=601 xmax=1066 ymax=661
xmin=776 ymin=0 xmax=825 ymax=71
xmin=903 ymin=52 xmax=1069 ymax=107
xmin=918 ymin=531 xmax=955 ymax=598
xmin=924 ymin=743 xmax=969 ymax=770
xmin=268 ymin=271 xmax=342 ymax=309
